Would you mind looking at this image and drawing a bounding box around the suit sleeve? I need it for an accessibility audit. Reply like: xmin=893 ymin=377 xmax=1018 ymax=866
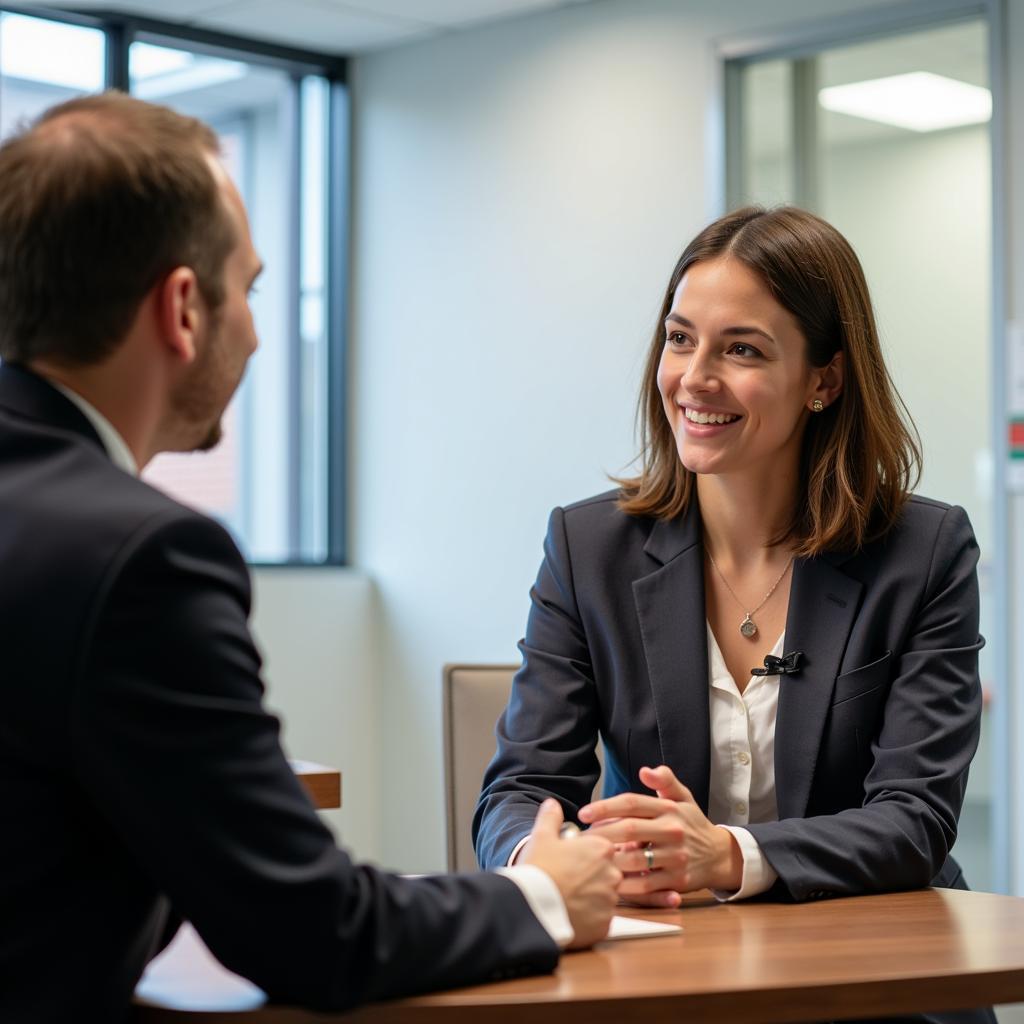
xmin=747 ymin=505 xmax=984 ymax=900
xmin=474 ymin=507 xmax=603 ymax=869
xmin=71 ymin=513 xmax=558 ymax=1012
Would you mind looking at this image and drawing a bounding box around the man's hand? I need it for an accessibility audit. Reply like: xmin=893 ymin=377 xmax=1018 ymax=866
xmin=578 ymin=765 xmax=743 ymax=906
xmin=519 ymin=798 xmax=621 ymax=949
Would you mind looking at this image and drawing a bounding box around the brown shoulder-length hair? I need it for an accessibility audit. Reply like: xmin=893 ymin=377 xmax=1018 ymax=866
xmin=617 ymin=206 xmax=920 ymax=556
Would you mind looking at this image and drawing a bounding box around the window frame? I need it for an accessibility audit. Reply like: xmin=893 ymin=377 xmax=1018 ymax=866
xmin=0 ymin=3 xmax=349 ymax=567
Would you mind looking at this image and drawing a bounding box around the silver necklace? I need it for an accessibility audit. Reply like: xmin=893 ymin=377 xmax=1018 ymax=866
xmin=705 ymin=549 xmax=794 ymax=639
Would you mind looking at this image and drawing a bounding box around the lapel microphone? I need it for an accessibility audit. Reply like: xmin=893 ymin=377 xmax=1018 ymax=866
xmin=751 ymin=651 xmax=804 ymax=677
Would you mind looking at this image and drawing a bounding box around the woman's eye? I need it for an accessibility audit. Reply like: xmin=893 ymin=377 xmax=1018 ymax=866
xmin=729 ymin=343 xmax=761 ymax=358
xmin=666 ymin=332 xmax=692 ymax=347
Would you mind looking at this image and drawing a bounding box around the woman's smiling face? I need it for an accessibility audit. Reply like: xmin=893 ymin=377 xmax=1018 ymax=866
xmin=657 ymin=256 xmax=828 ymax=481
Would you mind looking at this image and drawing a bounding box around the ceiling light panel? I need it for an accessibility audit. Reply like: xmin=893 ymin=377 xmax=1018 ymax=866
xmin=818 ymin=71 xmax=991 ymax=132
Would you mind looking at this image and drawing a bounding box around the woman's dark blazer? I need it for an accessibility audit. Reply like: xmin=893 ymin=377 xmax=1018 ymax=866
xmin=474 ymin=489 xmax=984 ymax=902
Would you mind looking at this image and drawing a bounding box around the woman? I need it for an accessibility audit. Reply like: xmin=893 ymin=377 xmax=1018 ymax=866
xmin=474 ymin=206 xmax=985 ymax=921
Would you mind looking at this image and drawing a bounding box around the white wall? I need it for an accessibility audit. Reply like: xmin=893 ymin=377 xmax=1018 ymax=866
xmin=250 ymin=569 xmax=381 ymax=858
xmin=347 ymin=0 xmax=897 ymax=872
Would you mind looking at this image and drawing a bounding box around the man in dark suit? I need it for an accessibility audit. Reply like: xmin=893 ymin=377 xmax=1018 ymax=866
xmin=0 ymin=92 xmax=620 ymax=1024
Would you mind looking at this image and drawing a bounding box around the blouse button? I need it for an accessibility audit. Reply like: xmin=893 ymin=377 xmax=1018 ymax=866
xmin=737 ymin=751 xmax=750 ymax=765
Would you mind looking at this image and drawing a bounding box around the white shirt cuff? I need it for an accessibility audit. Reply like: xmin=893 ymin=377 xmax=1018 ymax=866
xmin=507 ymin=834 xmax=531 ymax=866
xmin=710 ymin=826 xmax=778 ymax=902
xmin=496 ymin=864 xmax=574 ymax=948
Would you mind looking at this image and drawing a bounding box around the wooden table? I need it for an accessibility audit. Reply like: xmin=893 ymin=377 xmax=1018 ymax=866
xmin=289 ymin=761 xmax=341 ymax=810
xmin=134 ymin=888 xmax=1024 ymax=1023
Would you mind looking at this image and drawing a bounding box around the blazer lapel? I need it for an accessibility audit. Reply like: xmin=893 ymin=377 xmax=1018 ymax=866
xmin=632 ymin=507 xmax=712 ymax=813
xmin=775 ymin=553 xmax=862 ymax=819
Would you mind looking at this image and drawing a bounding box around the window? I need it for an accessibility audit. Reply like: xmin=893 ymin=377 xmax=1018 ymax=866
xmin=0 ymin=9 xmax=347 ymax=564
xmin=0 ymin=12 xmax=104 ymax=134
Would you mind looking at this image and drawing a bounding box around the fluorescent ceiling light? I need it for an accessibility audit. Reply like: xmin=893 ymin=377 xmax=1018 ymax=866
xmin=818 ymin=71 xmax=991 ymax=132
xmin=0 ymin=13 xmax=104 ymax=92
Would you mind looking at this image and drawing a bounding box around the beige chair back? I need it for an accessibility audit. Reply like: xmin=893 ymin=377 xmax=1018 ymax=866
xmin=442 ymin=663 xmax=604 ymax=872
xmin=443 ymin=664 xmax=518 ymax=872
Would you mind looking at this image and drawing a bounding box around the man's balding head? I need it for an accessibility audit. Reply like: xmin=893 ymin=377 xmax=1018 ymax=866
xmin=0 ymin=91 xmax=236 ymax=366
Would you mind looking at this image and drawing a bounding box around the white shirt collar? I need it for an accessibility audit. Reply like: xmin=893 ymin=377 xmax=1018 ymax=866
xmin=49 ymin=381 xmax=139 ymax=476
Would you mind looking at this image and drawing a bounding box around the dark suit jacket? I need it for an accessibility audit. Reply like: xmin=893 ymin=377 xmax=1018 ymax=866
xmin=0 ymin=364 xmax=557 ymax=1024
xmin=475 ymin=489 xmax=983 ymax=902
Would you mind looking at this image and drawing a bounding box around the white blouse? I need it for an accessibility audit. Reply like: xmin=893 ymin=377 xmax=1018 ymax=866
xmin=706 ymin=623 xmax=780 ymax=900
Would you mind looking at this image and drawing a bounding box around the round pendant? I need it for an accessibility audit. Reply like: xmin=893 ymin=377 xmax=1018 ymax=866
xmin=739 ymin=616 xmax=758 ymax=639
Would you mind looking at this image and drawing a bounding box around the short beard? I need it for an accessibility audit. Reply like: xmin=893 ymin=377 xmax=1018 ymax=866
xmin=194 ymin=420 xmax=223 ymax=452
xmin=167 ymin=305 xmax=233 ymax=454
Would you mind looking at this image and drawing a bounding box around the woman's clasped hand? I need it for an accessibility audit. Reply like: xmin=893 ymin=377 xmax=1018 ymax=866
xmin=579 ymin=765 xmax=743 ymax=906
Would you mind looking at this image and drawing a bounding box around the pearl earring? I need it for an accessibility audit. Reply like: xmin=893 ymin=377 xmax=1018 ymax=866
xmin=812 ymin=399 xmax=824 ymax=412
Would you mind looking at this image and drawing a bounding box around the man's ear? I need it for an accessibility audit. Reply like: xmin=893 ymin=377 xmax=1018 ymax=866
xmin=154 ymin=267 xmax=203 ymax=365
xmin=810 ymin=350 xmax=844 ymax=411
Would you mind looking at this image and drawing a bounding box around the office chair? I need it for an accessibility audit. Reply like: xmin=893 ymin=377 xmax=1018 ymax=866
xmin=442 ymin=663 xmax=603 ymax=872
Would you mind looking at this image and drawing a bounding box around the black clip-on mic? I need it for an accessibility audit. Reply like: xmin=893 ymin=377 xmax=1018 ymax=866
xmin=751 ymin=651 xmax=804 ymax=677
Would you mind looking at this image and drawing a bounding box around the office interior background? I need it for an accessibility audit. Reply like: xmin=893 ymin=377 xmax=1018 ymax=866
xmin=1 ymin=0 xmax=1021 ymax=895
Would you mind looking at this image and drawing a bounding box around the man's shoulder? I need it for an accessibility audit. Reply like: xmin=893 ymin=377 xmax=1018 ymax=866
xmin=43 ymin=433 xmax=202 ymax=522
xmin=0 ymin=414 xmax=241 ymax=575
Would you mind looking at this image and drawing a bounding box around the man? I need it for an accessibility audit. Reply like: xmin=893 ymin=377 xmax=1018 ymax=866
xmin=0 ymin=92 xmax=620 ymax=1023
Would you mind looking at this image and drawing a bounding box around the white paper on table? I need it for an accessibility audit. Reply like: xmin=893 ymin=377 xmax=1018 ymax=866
xmin=605 ymin=915 xmax=683 ymax=940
